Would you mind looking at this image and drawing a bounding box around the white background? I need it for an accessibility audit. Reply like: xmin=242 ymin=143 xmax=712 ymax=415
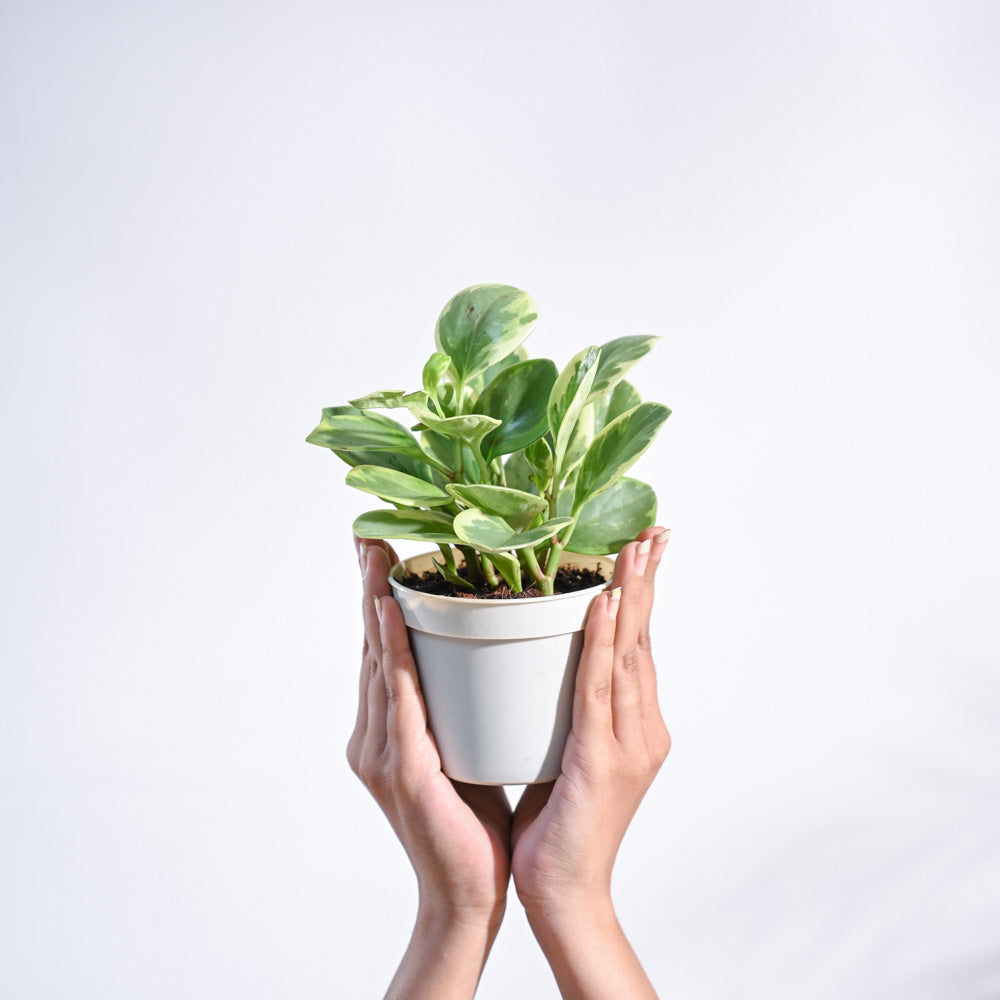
xmin=2 ymin=2 xmax=998 ymax=997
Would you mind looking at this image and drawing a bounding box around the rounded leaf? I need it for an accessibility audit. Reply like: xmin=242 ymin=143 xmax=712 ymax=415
xmin=563 ymin=478 xmax=657 ymax=554
xmin=346 ymin=465 xmax=453 ymax=507
xmin=353 ymin=509 xmax=459 ymax=544
xmin=306 ymin=409 xmax=424 ymax=455
xmin=585 ymin=336 xmax=660 ymax=404
xmin=447 ymin=483 xmax=546 ymax=531
xmin=574 ymin=402 xmax=671 ymax=509
xmin=435 ymin=285 xmax=539 ymax=383
xmin=477 ymin=358 xmax=558 ymax=462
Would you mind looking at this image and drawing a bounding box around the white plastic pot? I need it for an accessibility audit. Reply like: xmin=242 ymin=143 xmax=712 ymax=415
xmin=389 ymin=551 xmax=614 ymax=785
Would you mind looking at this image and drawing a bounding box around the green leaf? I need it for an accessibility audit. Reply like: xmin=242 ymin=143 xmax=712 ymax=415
xmin=306 ymin=407 xmax=426 ymax=458
xmin=574 ymin=402 xmax=671 ymax=509
xmin=422 ymin=429 xmax=483 ymax=482
xmin=560 ymin=478 xmax=657 ymax=554
xmin=559 ymin=399 xmax=595 ymax=481
xmin=348 ymin=389 xmax=408 ymax=410
xmin=477 ymin=358 xmax=558 ymax=462
xmin=404 ymin=391 xmax=501 ymax=453
xmin=454 ymin=510 xmax=574 ymax=552
xmin=353 ymin=509 xmax=459 ymax=544
xmin=503 ymin=450 xmax=537 ymax=494
xmin=433 ymin=556 xmax=476 ymax=591
xmin=422 ymin=353 xmax=453 ymax=400
xmin=524 ymin=437 xmax=554 ymax=495
xmin=548 ymin=346 xmax=600 ymax=474
xmin=585 ymin=336 xmax=660 ymax=404
xmin=591 ymin=379 xmax=642 ymax=435
xmin=485 ymin=549 xmax=523 ymax=591
xmin=447 ymin=484 xmax=547 ymax=531
xmin=346 ymin=466 xmax=453 ymax=507
xmin=471 ymin=345 xmax=530 ymax=396
xmin=435 ymin=285 xmax=539 ymax=383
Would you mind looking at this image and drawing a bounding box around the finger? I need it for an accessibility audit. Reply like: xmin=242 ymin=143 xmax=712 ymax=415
xmin=361 ymin=544 xmax=395 ymax=663
xmin=347 ymin=645 xmax=374 ymax=772
xmin=612 ymin=534 xmax=667 ymax=735
xmin=572 ymin=589 xmax=619 ymax=742
xmin=609 ymin=544 xmax=645 ymax=743
xmin=378 ymin=595 xmax=430 ymax=754
xmin=349 ymin=543 xmax=379 ymax=769
xmin=354 ymin=535 xmax=400 ymax=574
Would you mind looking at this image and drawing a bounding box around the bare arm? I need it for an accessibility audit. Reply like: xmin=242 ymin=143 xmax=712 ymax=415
xmin=347 ymin=540 xmax=512 ymax=999
xmin=512 ymin=528 xmax=672 ymax=999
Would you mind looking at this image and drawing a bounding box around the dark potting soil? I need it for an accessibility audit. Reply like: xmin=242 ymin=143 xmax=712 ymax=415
xmin=399 ymin=563 xmax=608 ymax=600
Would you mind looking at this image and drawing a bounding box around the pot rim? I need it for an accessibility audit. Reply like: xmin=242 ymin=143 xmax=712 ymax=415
xmin=387 ymin=551 xmax=616 ymax=639
xmin=388 ymin=550 xmax=615 ymax=605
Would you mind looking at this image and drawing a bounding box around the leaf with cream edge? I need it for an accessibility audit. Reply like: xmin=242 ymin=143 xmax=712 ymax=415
xmin=353 ymin=509 xmax=460 ymax=544
xmin=558 ymin=477 xmax=658 ymax=553
xmin=548 ymin=345 xmax=601 ymax=475
xmin=306 ymin=408 xmax=428 ymax=460
xmin=574 ymin=402 xmax=671 ymax=511
xmin=447 ymin=484 xmax=547 ymax=532
xmin=454 ymin=509 xmax=574 ymax=552
xmin=435 ymin=285 xmax=539 ymax=384
xmin=422 ymin=352 xmax=453 ymax=402
xmin=346 ymin=465 xmax=453 ymax=508
xmin=586 ymin=336 xmax=661 ymax=404
xmin=590 ymin=379 xmax=642 ymax=435
xmin=403 ymin=391 xmax=501 ymax=454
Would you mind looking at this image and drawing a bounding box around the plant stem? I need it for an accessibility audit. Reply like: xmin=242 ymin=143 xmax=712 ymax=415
xmin=458 ymin=545 xmax=484 ymax=585
xmin=522 ymin=546 xmax=551 ymax=596
xmin=437 ymin=544 xmax=457 ymax=574
xmin=481 ymin=555 xmax=500 ymax=589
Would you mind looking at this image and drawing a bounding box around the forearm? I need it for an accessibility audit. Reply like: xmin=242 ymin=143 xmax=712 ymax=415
xmin=524 ymin=896 xmax=658 ymax=1000
xmin=385 ymin=900 xmax=504 ymax=1000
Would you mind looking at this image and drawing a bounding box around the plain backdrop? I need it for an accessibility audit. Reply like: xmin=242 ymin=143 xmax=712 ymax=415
xmin=2 ymin=1 xmax=998 ymax=997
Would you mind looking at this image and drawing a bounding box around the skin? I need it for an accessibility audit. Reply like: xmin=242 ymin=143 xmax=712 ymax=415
xmin=346 ymin=528 xmax=671 ymax=999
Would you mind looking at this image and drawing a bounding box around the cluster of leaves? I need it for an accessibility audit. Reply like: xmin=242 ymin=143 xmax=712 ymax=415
xmin=307 ymin=284 xmax=670 ymax=595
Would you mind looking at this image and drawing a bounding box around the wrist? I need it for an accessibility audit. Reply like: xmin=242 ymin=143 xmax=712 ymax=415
xmin=522 ymin=890 xmax=617 ymax=941
xmin=417 ymin=888 xmax=507 ymax=944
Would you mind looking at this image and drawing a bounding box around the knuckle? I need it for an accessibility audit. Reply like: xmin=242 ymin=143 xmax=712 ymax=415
xmin=591 ymin=679 xmax=612 ymax=702
xmin=637 ymin=630 xmax=653 ymax=654
xmin=620 ymin=649 xmax=641 ymax=676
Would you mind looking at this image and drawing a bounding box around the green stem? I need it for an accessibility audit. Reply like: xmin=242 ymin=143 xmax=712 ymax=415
xmin=522 ymin=546 xmax=551 ymax=596
xmin=481 ymin=555 xmax=500 ymax=589
xmin=437 ymin=544 xmax=457 ymax=573
xmin=457 ymin=545 xmax=484 ymax=585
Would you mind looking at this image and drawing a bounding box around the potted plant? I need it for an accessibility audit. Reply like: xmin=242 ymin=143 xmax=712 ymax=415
xmin=307 ymin=283 xmax=670 ymax=784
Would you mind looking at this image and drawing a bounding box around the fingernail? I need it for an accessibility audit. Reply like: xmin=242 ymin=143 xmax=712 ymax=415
xmin=651 ymin=529 xmax=671 ymax=562
xmin=373 ymin=595 xmax=383 ymax=622
xmin=635 ymin=538 xmax=652 ymax=575
xmin=359 ymin=543 xmax=368 ymax=573
xmin=608 ymin=587 xmax=622 ymax=619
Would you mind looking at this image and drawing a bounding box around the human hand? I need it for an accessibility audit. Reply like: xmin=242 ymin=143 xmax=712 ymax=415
xmin=510 ymin=527 xmax=671 ymax=998
xmin=346 ymin=538 xmax=512 ymax=998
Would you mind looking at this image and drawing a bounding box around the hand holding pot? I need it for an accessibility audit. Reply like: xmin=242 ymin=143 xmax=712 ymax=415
xmin=346 ymin=539 xmax=512 ymax=999
xmin=510 ymin=527 xmax=672 ymax=999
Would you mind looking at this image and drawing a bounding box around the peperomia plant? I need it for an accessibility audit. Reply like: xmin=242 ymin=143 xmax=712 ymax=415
xmin=306 ymin=284 xmax=670 ymax=596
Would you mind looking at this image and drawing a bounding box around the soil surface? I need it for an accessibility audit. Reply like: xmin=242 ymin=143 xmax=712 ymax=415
xmin=399 ymin=563 xmax=608 ymax=600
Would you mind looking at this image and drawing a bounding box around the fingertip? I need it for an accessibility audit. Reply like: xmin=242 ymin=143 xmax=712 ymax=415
xmin=634 ymin=537 xmax=652 ymax=576
xmin=651 ymin=528 xmax=671 ymax=564
xmin=608 ymin=587 xmax=622 ymax=620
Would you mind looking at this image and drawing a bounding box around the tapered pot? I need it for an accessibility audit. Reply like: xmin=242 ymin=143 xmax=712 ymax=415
xmin=388 ymin=551 xmax=614 ymax=785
